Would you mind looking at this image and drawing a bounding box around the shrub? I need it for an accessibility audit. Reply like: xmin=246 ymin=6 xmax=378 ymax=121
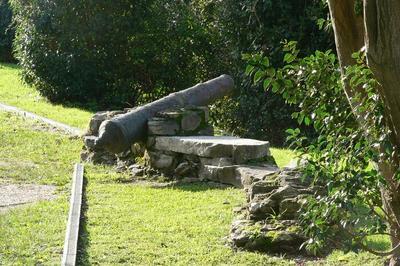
xmin=208 ymin=0 xmax=334 ymax=146
xmin=0 ymin=0 xmax=14 ymax=62
xmin=11 ymin=0 xmax=224 ymax=109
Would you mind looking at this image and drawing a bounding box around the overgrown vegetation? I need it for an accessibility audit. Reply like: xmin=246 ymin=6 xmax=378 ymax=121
xmin=246 ymin=41 xmax=395 ymax=259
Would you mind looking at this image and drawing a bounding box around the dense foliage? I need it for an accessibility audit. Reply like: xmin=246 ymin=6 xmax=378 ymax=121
xmin=208 ymin=0 xmax=334 ymax=145
xmin=11 ymin=0 xmax=226 ymax=108
xmin=0 ymin=0 xmax=14 ymax=62
xmin=246 ymin=42 xmax=392 ymax=255
xmin=11 ymin=0 xmax=332 ymax=145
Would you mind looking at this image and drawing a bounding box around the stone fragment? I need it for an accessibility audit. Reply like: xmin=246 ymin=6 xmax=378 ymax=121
xmin=87 ymin=111 xmax=108 ymax=135
xmin=154 ymin=136 xmax=270 ymax=162
xmin=148 ymin=118 xmax=180 ymax=136
xmin=147 ymin=151 xmax=176 ymax=171
xmin=269 ymin=185 xmax=299 ymax=201
xmin=279 ymin=198 xmax=301 ymax=220
xmin=249 ymin=180 xmax=280 ymax=200
xmin=181 ymin=111 xmax=202 ymax=131
xmin=236 ymin=165 xmax=280 ymax=187
xmin=129 ymin=164 xmax=145 ymax=178
xmin=83 ymin=136 xmax=98 ymax=150
xmin=174 ymin=162 xmax=193 ymax=177
xmin=248 ymin=198 xmax=278 ymax=220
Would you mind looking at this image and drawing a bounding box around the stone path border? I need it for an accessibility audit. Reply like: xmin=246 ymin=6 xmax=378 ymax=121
xmin=61 ymin=163 xmax=84 ymax=266
xmin=0 ymin=102 xmax=82 ymax=136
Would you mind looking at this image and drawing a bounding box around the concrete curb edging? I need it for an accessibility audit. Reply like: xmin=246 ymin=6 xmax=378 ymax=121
xmin=61 ymin=163 xmax=84 ymax=266
xmin=0 ymin=102 xmax=82 ymax=136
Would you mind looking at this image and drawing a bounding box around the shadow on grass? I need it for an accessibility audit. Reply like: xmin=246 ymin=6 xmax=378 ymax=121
xmin=147 ymin=180 xmax=237 ymax=192
xmin=76 ymin=176 xmax=90 ymax=265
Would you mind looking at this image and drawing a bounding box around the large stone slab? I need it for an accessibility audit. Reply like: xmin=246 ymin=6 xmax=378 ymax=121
xmin=154 ymin=136 xmax=270 ymax=162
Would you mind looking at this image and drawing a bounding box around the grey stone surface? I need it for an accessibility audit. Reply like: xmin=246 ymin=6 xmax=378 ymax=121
xmin=236 ymin=165 xmax=279 ymax=187
xmin=279 ymin=198 xmax=301 ymax=220
xmin=181 ymin=111 xmax=202 ymax=131
xmin=199 ymin=157 xmax=234 ymax=167
xmin=154 ymin=136 xmax=270 ymax=161
xmin=199 ymin=165 xmax=241 ymax=187
xmin=148 ymin=118 xmax=180 ymax=136
xmin=249 ymin=180 xmax=280 ymax=200
xmin=88 ymin=111 xmax=108 ymax=135
xmin=147 ymin=151 xmax=176 ymax=170
xmin=83 ymin=136 xmax=97 ymax=149
xmin=174 ymin=162 xmax=193 ymax=177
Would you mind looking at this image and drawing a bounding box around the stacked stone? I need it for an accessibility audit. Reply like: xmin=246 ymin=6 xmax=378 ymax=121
xmin=147 ymin=106 xmax=214 ymax=137
xmin=146 ymin=126 xmax=279 ymax=187
xmin=230 ymin=161 xmax=320 ymax=254
xmin=81 ymin=109 xmax=144 ymax=167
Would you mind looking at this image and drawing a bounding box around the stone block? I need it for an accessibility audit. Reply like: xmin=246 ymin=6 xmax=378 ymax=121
xmin=181 ymin=111 xmax=202 ymax=131
xmin=154 ymin=136 xmax=270 ymax=162
xmin=147 ymin=151 xmax=176 ymax=171
xmin=148 ymin=118 xmax=180 ymax=136
xmin=249 ymin=180 xmax=279 ymax=200
xmin=174 ymin=162 xmax=193 ymax=177
xmin=236 ymin=165 xmax=280 ymax=187
xmin=279 ymin=198 xmax=301 ymax=220
xmin=199 ymin=165 xmax=241 ymax=187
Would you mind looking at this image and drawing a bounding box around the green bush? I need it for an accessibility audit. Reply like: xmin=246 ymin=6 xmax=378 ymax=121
xmin=0 ymin=0 xmax=14 ymax=62
xmin=11 ymin=0 xmax=225 ymax=108
xmin=207 ymin=0 xmax=334 ymax=146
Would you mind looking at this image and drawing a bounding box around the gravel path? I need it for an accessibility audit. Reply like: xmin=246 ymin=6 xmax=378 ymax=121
xmin=0 ymin=102 xmax=82 ymax=136
xmin=0 ymin=184 xmax=57 ymax=212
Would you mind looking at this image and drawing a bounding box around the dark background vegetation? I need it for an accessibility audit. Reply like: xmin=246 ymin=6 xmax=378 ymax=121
xmin=0 ymin=0 xmax=14 ymax=62
xmin=5 ymin=0 xmax=333 ymax=146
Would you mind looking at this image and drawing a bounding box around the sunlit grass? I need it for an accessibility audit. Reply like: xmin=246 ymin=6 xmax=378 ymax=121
xmin=0 ymin=63 xmax=92 ymax=129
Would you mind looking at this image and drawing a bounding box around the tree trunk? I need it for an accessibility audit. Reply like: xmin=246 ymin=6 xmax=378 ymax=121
xmin=328 ymin=0 xmax=400 ymax=264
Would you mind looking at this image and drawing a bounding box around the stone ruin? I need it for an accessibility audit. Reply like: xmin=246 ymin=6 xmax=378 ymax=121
xmin=80 ymin=75 xmax=319 ymax=255
xmin=81 ymin=105 xmax=318 ymax=255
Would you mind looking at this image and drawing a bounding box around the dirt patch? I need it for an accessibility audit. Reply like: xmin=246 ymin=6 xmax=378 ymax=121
xmin=0 ymin=184 xmax=57 ymax=213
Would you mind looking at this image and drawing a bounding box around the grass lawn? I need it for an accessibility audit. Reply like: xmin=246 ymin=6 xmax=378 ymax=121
xmin=0 ymin=67 xmax=389 ymax=265
xmin=0 ymin=63 xmax=92 ymax=129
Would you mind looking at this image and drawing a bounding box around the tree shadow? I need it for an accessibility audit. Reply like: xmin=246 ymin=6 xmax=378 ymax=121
xmin=147 ymin=180 xmax=238 ymax=192
xmin=76 ymin=176 xmax=90 ymax=265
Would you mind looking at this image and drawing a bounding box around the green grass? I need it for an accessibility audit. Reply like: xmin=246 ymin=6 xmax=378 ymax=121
xmin=78 ymin=182 xmax=293 ymax=265
xmin=0 ymin=63 xmax=92 ymax=129
xmin=270 ymin=147 xmax=297 ymax=168
xmin=0 ymin=112 xmax=82 ymax=265
xmin=0 ymin=68 xmax=390 ymax=265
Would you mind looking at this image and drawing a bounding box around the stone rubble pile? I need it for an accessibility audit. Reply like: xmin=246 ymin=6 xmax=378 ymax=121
xmin=230 ymin=161 xmax=320 ymax=254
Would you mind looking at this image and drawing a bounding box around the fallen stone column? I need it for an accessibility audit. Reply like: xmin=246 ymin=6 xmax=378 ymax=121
xmin=95 ymin=75 xmax=234 ymax=154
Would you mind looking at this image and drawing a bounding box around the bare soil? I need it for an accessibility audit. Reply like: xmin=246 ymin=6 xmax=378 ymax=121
xmin=0 ymin=184 xmax=57 ymax=213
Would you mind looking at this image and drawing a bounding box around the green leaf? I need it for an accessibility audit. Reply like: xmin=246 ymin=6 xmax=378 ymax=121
xmin=253 ymin=70 xmax=264 ymax=83
xmin=245 ymin=65 xmax=255 ymax=76
xmin=263 ymin=78 xmax=272 ymax=90
xmin=284 ymin=53 xmax=296 ymax=63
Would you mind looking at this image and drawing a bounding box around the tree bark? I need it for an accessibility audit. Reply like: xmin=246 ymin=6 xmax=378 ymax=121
xmin=328 ymin=1 xmax=400 ymax=264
